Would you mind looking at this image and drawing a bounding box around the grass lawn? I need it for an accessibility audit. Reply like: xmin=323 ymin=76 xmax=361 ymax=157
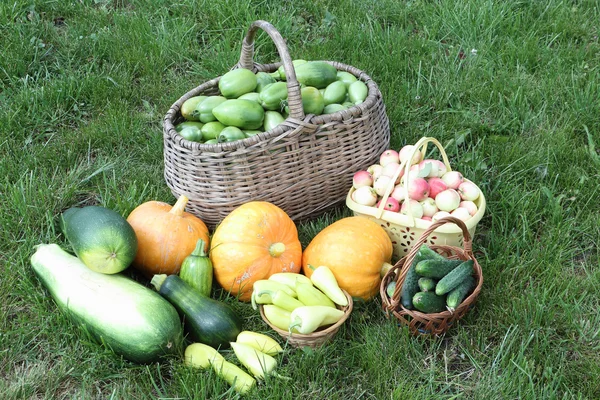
xmin=1 ymin=0 xmax=599 ymax=398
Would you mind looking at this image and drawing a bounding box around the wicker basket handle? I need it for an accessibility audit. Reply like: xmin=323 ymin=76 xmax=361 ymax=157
xmin=389 ymin=216 xmax=473 ymax=307
xmin=375 ymin=136 xmax=453 ymax=224
xmin=238 ymin=20 xmax=304 ymax=120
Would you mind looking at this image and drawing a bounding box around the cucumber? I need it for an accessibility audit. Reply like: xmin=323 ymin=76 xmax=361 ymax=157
xmin=348 ymin=80 xmax=368 ymax=104
xmin=400 ymin=244 xmax=444 ymax=309
xmin=60 ymin=205 xmax=137 ymax=275
xmin=446 ymin=276 xmax=476 ymax=311
xmin=31 ymin=244 xmax=183 ymax=363
xmin=151 ymin=274 xmax=242 ymax=349
xmin=417 ymin=277 xmax=436 ymax=292
xmin=386 ymin=280 xmax=396 ymax=298
xmin=415 ymin=258 xmax=463 ymax=278
xmin=435 ymin=260 xmax=475 ymax=296
xmin=412 ymin=291 xmax=446 ymax=313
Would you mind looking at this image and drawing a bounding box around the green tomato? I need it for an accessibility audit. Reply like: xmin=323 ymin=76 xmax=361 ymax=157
xmin=217 ymin=126 xmax=246 ymax=143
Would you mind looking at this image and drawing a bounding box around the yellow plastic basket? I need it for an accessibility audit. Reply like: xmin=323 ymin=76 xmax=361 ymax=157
xmin=346 ymin=137 xmax=486 ymax=261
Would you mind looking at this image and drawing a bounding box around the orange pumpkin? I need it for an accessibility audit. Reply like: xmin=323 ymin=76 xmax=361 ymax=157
xmin=302 ymin=216 xmax=393 ymax=300
xmin=127 ymin=195 xmax=210 ymax=277
xmin=210 ymin=201 xmax=302 ymax=302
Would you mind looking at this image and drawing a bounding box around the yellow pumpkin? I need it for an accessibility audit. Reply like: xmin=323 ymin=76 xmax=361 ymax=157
xmin=127 ymin=195 xmax=210 ymax=278
xmin=302 ymin=216 xmax=393 ymax=300
xmin=210 ymin=201 xmax=302 ymax=302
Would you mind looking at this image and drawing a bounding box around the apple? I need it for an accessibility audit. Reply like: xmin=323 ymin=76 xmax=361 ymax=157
xmin=399 ymin=145 xmax=422 ymax=166
xmin=373 ymin=175 xmax=393 ymax=196
xmin=406 ymin=177 xmax=430 ymax=201
xmin=451 ymin=207 xmax=472 ymax=221
xmin=390 ymin=185 xmax=406 ymax=202
xmin=427 ymin=177 xmax=448 ymax=199
xmin=459 ymin=200 xmax=478 ymax=216
xmin=352 ymin=186 xmax=378 ymax=206
xmin=420 ymin=197 xmax=439 ymax=218
xmin=380 ymin=150 xmax=399 ymax=167
xmin=376 ymin=197 xmax=400 ymax=212
xmin=381 ymin=162 xmax=403 ymax=184
xmin=457 ymin=181 xmax=480 ymax=201
xmin=435 ymin=189 xmax=461 ymax=212
xmin=441 ymin=171 xmax=464 ymax=190
xmin=400 ymin=199 xmax=424 ymax=218
xmin=367 ymin=164 xmax=383 ymax=181
xmin=353 ymin=170 xmax=373 ymax=189
xmin=431 ymin=211 xmax=451 ymax=222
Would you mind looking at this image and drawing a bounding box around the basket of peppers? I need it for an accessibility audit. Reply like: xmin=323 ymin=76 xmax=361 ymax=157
xmin=252 ymin=266 xmax=353 ymax=348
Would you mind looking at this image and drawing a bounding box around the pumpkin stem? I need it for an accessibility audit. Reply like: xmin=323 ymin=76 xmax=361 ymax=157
xmin=170 ymin=194 xmax=189 ymax=216
xmin=150 ymin=274 xmax=168 ymax=291
xmin=192 ymin=239 xmax=207 ymax=257
xmin=380 ymin=262 xmax=394 ymax=278
xmin=269 ymin=242 xmax=286 ymax=258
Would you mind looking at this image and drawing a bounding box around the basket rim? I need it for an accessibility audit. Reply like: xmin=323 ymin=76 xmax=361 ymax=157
xmin=258 ymin=290 xmax=353 ymax=341
xmin=346 ymin=179 xmax=486 ymax=234
xmin=163 ymin=60 xmax=385 ymax=153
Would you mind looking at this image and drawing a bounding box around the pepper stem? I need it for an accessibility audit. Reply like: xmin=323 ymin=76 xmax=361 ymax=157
xmin=288 ymin=318 xmax=301 ymax=333
xmin=169 ymin=194 xmax=189 ymax=216
xmin=192 ymin=239 xmax=207 ymax=257
xmin=150 ymin=274 xmax=168 ymax=291
xmin=269 ymin=242 xmax=286 ymax=258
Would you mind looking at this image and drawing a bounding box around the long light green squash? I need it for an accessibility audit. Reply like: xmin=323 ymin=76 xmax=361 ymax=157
xmin=30 ymin=244 xmax=183 ymax=363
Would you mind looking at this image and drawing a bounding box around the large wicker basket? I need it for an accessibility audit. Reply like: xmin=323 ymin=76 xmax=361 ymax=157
xmin=163 ymin=20 xmax=390 ymax=228
xmin=380 ymin=216 xmax=483 ymax=336
xmin=346 ymin=136 xmax=486 ymax=261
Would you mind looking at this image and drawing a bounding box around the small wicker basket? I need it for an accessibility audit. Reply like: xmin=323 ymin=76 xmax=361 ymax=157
xmin=380 ymin=216 xmax=483 ymax=336
xmin=163 ymin=20 xmax=390 ymax=228
xmin=259 ymin=290 xmax=353 ymax=348
xmin=346 ymin=136 xmax=486 ymax=261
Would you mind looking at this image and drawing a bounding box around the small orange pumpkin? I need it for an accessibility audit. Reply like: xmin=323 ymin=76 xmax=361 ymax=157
xmin=210 ymin=201 xmax=302 ymax=302
xmin=302 ymin=216 xmax=393 ymax=300
xmin=127 ymin=195 xmax=210 ymax=277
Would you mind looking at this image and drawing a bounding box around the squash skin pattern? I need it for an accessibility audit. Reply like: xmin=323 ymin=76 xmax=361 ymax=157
xmin=60 ymin=206 xmax=138 ymax=275
xmin=154 ymin=275 xmax=242 ymax=349
xmin=210 ymin=202 xmax=303 ymax=302
xmin=30 ymin=244 xmax=183 ymax=364
xmin=302 ymin=216 xmax=393 ymax=300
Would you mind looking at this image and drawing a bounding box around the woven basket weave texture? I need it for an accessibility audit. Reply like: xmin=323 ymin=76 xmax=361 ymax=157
xmin=163 ymin=20 xmax=390 ymax=227
xmin=380 ymin=216 xmax=483 ymax=336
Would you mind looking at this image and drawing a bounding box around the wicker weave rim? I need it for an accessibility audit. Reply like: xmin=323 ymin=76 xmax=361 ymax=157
xmin=380 ymin=216 xmax=484 ymax=335
xmin=163 ymin=20 xmax=384 ymax=153
xmin=259 ymin=290 xmax=353 ymax=347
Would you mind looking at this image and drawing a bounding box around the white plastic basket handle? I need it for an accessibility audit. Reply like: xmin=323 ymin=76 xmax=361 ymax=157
xmin=375 ymin=137 xmax=453 ymax=224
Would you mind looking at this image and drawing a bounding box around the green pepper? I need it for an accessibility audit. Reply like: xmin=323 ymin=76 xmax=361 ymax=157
xmin=295 ymin=282 xmax=335 ymax=308
xmin=308 ymin=265 xmax=348 ymax=306
xmin=257 ymin=289 xmax=304 ymax=312
xmin=251 ymin=280 xmax=296 ymax=310
xmin=289 ymin=305 xmax=345 ymax=334
xmin=262 ymin=305 xmax=294 ymax=332
xmin=268 ymin=272 xmax=312 ymax=289
xmin=217 ymin=126 xmax=246 ymax=143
